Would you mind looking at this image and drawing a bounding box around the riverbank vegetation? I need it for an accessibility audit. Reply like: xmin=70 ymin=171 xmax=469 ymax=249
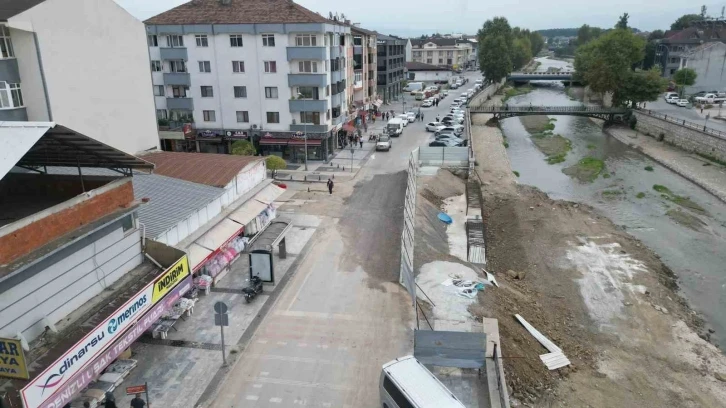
xmin=653 ymin=184 xmax=706 ymax=214
xmin=477 ymin=17 xmax=544 ymax=81
xmin=563 ymin=157 xmax=605 ymax=181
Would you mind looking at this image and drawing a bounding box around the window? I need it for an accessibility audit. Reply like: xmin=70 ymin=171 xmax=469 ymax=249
xmin=353 ymin=35 xmax=362 ymax=46
xmin=201 ymin=86 xmax=214 ymax=97
xmin=426 ymin=58 xmax=432 ymax=64
xmin=300 ymin=111 xmax=320 ymax=124
xmin=147 ymin=34 xmax=158 ymax=47
xmin=266 ymin=112 xmax=280 ymax=123
xmin=413 ymin=51 xmax=421 ymax=58
xmin=382 ymin=376 xmax=414 ymax=408
xmin=438 ymin=58 xmax=443 ymax=64
xmin=0 ymin=81 xmax=21 ymax=108
xmin=153 ymin=85 xmax=164 ymax=96
xmin=203 ymin=110 xmax=216 ymax=121
xmin=354 ymin=71 xmax=362 ymax=82
xmin=297 ymin=86 xmax=318 ymax=99
xmin=150 ymin=60 xmax=162 ymax=72
xmin=9 ymin=82 xmax=22 ymax=107
xmin=230 ymin=35 xmax=243 ymax=47
xmin=156 ymin=109 xmax=168 ymax=120
xmin=298 ymin=61 xmax=318 ymax=73
xmin=171 ymin=85 xmax=188 ymax=97
xmin=326 ymin=85 xmax=330 ymax=96
xmin=169 ymin=60 xmax=186 ymax=73
xmin=670 ymin=68 xmax=676 ymax=75
xmin=195 ymin=34 xmax=208 ymax=47
xmin=229 ymin=61 xmax=244 ymax=74
xmin=262 ymin=34 xmax=275 ymax=47
xmin=236 ymin=111 xmax=249 ymax=123
xmin=326 ymin=109 xmax=330 ymax=120
xmin=234 ymin=86 xmax=247 ymax=98
xmin=447 ymin=50 xmax=453 ymax=57
xmin=447 ymin=58 xmax=452 ymax=65
xmin=265 ymin=87 xmax=278 ymax=99
xmin=295 ymin=34 xmax=317 ymax=46
xmin=426 ymin=51 xmax=433 ymax=56
xmin=198 ymin=61 xmax=211 ymax=73
xmin=166 ymin=35 xmax=184 ymax=47
xmin=264 ymin=61 xmax=277 ymax=73
xmin=121 ymin=215 xmax=135 ymax=233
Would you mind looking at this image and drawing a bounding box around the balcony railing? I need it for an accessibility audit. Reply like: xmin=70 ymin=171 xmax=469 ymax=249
xmin=163 ymin=72 xmax=191 ymax=86
xmin=160 ymin=47 xmax=188 ymax=60
xmin=289 ymin=99 xmax=328 ymax=112
xmin=287 ymin=46 xmax=326 ymax=61
xmin=166 ymin=97 xmax=193 ymax=110
xmin=290 ymin=124 xmax=329 ymax=133
xmin=288 ymin=73 xmax=328 ymax=87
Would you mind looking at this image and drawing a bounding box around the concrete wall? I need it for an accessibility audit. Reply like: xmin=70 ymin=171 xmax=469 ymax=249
xmin=634 ymin=110 xmax=726 ymax=162
xmin=0 ymin=214 xmax=142 ymax=343
xmin=0 ymin=178 xmax=134 ymax=265
xmin=683 ymin=42 xmax=726 ymax=94
xmin=9 ymin=0 xmax=159 ymax=155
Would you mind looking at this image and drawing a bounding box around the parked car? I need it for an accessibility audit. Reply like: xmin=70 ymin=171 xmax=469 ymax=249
xmin=677 ymin=99 xmax=690 ymax=107
xmin=441 ymin=125 xmax=464 ymax=135
xmin=429 ymin=139 xmax=463 ymax=147
xmin=405 ymin=112 xmax=416 ymax=123
xmin=450 ymin=83 xmax=459 ymax=89
xmin=442 ymin=116 xmax=464 ymax=125
xmin=422 ymin=99 xmax=433 ymax=107
xmin=376 ymin=135 xmax=392 ymax=151
xmin=397 ymin=114 xmax=409 ymax=126
xmin=450 ymin=108 xmax=465 ymax=115
xmin=426 ymin=122 xmax=446 ymax=132
xmin=434 ymin=133 xmax=464 ymax=143
xmin=666 ymin=95 xmax=679 ymax=104
xmin=694 ymin=93 xmax=726 ymax=104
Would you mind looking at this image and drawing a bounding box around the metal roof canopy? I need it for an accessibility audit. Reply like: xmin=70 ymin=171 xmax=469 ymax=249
xmin=247 ymin=218 xmax=293 ymax=252
xmin=414 ymin=330 xmax=487 ymax=369
xmin=0 ymin=121 xmax=154 ymax=179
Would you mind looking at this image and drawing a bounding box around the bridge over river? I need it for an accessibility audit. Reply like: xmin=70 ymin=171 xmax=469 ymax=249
xmin=470 ymin=105 xmax=629 ymax=123
xmin=507 ymin=71 xmax=576 ymax=82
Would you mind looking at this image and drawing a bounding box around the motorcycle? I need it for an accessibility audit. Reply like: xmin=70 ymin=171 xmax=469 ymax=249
xmin=242 ymin=275 xmax=263 ymax=303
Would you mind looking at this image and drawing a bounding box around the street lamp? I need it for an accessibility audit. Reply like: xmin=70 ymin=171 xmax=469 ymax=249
xmin=297 ymin=92 xmax=308 ymax=171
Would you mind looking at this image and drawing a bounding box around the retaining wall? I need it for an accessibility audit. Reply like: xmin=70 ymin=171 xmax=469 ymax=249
xmin=634 ymin=110 xmax=726 ymax=162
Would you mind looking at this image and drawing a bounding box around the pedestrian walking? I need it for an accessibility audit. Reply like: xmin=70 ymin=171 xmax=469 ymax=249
xmin=701 ymin=106 xmax=704 ymax=114
xmin=104 ymin=392 xmax=118 ymax=408
xmin=130 ymin=394 xmax=146 ymax=408
xmin=421 ymin=113 xmax=425 ymax=121
xmin=359 ymin=139 xmax=363 ymax=148
xmin=436 ymin=115 xmax=440 ymax=122
xmin=83 ymin=402 xmax=90 ymax=408
xmin=327 ymin=178 xmax=334 ymax=194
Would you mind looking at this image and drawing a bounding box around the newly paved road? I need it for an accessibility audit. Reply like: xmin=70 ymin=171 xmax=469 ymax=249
xmin=211 ymin=72 xmax=481 ymax=408
xmin=646 ymin=97 xmax=726 ymax=133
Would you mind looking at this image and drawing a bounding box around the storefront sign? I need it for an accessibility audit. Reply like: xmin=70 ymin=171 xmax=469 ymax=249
xmin=22 ymin=256 xmax=190 ymax=408
xmin=225 ymin=130 xmax=248 ymax=139
xmin=152 ymin=256 xmax=189 ymax=304
xmin=0 ymin=337 xmax=28 ymax=380
xmin=198 ymin=130 xmax=217 ymax=138
xmin=125 ymin=384 xmax=147 ymax=395
xmin=38 ymin=276 xmax=192 ymax=408
xmin=182 ymin=124 xmax=194 ymax=139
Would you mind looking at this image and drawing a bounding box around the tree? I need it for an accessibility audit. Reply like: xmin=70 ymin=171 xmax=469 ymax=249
xmin=670 ymin=14 xmax=701 ymax=30
xmin=477 ymin=17 xmax=514 ymax=80
xmin=231 ymin=140 xmax=256 ymax=156
xmin=616 ymin=13 xmax=629 ymax=30
xmin=512 ymin=36 xmax=532 ymax=69
xmin=647 ymin=30 xmax=664 ymax=41
xmin=614 ymin=68 xmax=668 ymax=107
xmin=643 ymin=41 xmax=657 ymax=70
xmin=672 ymin=68 xmax=697 ymax=96
xmin=574 ymin=29 xmax=645 ymax=94
xmin=529 ymin=32 xmax=545 ymax=56
xmin=265 ymin=155 xmax=286 ymax=177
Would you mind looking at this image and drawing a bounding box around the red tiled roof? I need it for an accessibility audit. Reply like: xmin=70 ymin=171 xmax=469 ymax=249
xmin=145 ymin=0 xmax=338 ymax=25
xmin=139 ymin=152 xmax=262 ymax=188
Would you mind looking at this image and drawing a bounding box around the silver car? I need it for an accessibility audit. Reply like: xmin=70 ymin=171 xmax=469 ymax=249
xmin=376 ymin=135 xmax=392 ymax=151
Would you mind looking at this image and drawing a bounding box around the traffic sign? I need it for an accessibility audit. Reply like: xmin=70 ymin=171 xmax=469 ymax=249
xmin=214 ymin=313 xmax=229 ymax=327
xmin=213 ymin=301 xmax=228 ymax=314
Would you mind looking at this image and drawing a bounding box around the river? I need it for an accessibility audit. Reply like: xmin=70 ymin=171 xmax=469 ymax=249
xmin=500 ymin=57 xmax=726 ymax=344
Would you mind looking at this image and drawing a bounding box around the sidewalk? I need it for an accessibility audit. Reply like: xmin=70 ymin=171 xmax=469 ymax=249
xmin=108 ymin=211 xmax=322 ymax=408
xmin=605 ymin=125 xmax=726 ymax=203
xmin=272 ymin=139 xmax=378 ymax=182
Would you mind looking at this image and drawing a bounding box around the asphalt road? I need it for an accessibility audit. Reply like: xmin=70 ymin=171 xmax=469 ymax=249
xmin=646 ymin=97 xmax=726 ymax=133
xmin=210 ymin=71 xmax=482 ymax=408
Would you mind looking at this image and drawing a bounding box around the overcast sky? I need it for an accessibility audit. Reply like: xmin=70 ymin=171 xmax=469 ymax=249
xmin=115 ymin=0 xmax=723 ymax=36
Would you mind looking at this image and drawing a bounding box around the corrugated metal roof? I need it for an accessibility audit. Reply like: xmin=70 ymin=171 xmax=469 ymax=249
xmin=139 ymin=151 xmax=262 ymax=188
xmin=132 ymin=173 xmax=224 ymax=239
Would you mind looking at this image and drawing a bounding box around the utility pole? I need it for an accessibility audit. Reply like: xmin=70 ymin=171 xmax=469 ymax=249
xmin=298 ymin=93 xmax=308 ymax=170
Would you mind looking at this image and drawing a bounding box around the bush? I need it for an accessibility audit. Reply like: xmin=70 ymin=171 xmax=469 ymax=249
xmin=231 ymin=140 xmax=256 ymax=156
xmin=157 ymin=118 xmax=169 ymax=127
xmin=628 ymin=115 xmax=637 ymax=130
xmin=266 ymin=155 xmax=287 ymax=174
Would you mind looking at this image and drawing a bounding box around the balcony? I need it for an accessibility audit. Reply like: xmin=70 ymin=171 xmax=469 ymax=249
xmin=330 ymin=45 xmax=342 ymax=58
xmin=288 ymin=73 xmax=327 ymax=87
xmin=331 ymin=70 xmax=343 ymax=82
xmin=163 ymin=72 xmax=191 ymax=86
xmin=331 ymin=93 xmax=343 ymax=107
xmin=353 ymin=45 xmax=363 ymax=55
xmin=0 ymin=59 xmax=20 ymax=82
xmin=287 ymin=46 xmax=326 ymax=61
xmin=166 ymin=97 xmax=193 ymax=110
xmin=290 ymin=124 xmax=329 ymax=133
xmin=353 ymin=81 xmax=363 ymax=90
xmin=333 ymin=114 xmax=346 ymax=125
xmin=289 ymin=98 xmax=328 ymax=112
xmin=160 ymin=47 xmax=188 ymax=60
xmin=0 ymin=107 xmax=28 ymax=121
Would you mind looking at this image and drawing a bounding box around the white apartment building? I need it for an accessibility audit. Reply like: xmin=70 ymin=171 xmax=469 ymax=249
xmin=409 ymin=38 xmax=475 ymax=69
xmin=0 ymin=0 xmax=159 ymax=155
xmin=145 ymin=0 xmax=351 ymax=161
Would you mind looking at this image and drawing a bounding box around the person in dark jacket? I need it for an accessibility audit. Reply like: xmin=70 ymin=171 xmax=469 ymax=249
xmin=130 ymin=394 xmax=146 ymax=408
xmin=327 ymin=178 xmax=334 ymax=194
xmin=104 ymin=392 xmax=117 ymax=408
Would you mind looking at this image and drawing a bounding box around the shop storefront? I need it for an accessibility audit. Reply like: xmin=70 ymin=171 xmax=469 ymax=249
xmin=17 ymin=249 xmax=192 ymax=408
xmin=257 ymin=131 xmax=335 ymax=163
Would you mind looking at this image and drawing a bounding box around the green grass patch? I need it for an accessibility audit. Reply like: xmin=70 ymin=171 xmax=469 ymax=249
xmin=695 ymin=152 xmax=726 ymax=167
xmin=636 ymin=192 xmax=646 ymax=199
xmin=503 ymin=141 xmax=509 ymax=148
xmin=563 ymin=157 xmax=605 ymax=182
xmin=547 ymin=154 xmax=566 ymax=164
xmin=531 ymin=134 xmax=572 ymax=165
xmin=653 ymin=184 xmax=707 ymax=214
xmin=644 ymin=166 xmax=654 ymax=171
xmin=602 ymin=189 xmax=623 ymax=197
xmin=513 ymin=171 xmax=520 ymax=177
xmin=502 ymin=84 xmax=534 ymax=102
xmin=653 ymin=184 xmax=671 ymax=194
xmin=543 ymin=122 xmax=555 ymax=131
xmin=587 ymin=143 xmax=596 ymax=149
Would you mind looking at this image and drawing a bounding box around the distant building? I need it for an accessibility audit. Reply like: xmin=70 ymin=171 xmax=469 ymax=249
xmin=656 ymin=26 xmax=726 ymax=78
xmin=0 ymin=0 xmax=159 ymax=155
xmin=350 ymin=25 xmax=380 ymax=110
xmin=405 ymin=62 xmax=452 ymax=83
xmin=679 ymin=42 xmax=726 ymax=93
xmin=376 ymin=34 xmax=406 ymax=103
xmin=409 ymin=38 xmax=475 ymax=69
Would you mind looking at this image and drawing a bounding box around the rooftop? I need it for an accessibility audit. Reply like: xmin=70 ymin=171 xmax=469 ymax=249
xmin=406 ymin=61 xmax=450 ymax=71
xmin=0 ymin=0 xmax=46 ymax=21
xmin=411 ymin=38 xmax=475 ymax=47
xmin=662 ymin=26 xmax=726 ymax=43
xmin=350 ymin=25 xmax=377 ymax=37
xmin=139 ymin=151 xmax=262 ymax=188
xmin=145 ymin=0 xmax=339 ymax=25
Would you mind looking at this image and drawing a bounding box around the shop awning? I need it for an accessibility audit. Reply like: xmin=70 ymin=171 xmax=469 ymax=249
xmin=188 ymin=243 xmax=214 ymax=270
xmin=228 ymin=200 xmax=268 ymax=226
xmin=254 ymin=184 xmax=285 ymax=204
xmin=259 ymin=139 xmax=288 ymax=145
xmin=288 ymin=139 xmax=322 ymax=146
xmin=196 ymin=218 xmax=244 ymax=252
xmin=373 ymin=99 xmax=383 ymax=108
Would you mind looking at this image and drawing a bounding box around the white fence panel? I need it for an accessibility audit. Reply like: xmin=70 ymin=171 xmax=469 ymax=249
xmin=418 ymin=146 xmax=470 ymax=167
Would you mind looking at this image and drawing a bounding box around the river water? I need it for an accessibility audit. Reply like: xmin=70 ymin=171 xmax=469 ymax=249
xmin=501 ymin=57 xmax=726 ymax=343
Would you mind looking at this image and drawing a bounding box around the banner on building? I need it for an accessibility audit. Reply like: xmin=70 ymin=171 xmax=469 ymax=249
xmin=0 ymin=337 xmax=28 ymax=380
xmin=152 ymin=256 xmax=190 ymax=304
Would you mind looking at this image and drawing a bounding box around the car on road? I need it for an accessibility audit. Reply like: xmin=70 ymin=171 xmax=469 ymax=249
xmin=694 ymin=93 xmax=726 ymax=104
xmin=405 ymin=112 xmax=416 ymax=123
xmin=677 ymin=99 xmax=690 ymax=107
xmin=421 ymin=99 xmax=433 ymax=107
xmin=376 ymin=135 xmax=392 ymax=151
xmin=666 ymin=95 xmax=679 ymax=104
xmin=434 ymin=132 xmax=464 ymax=142
xmin=442 ymin=116 xmax=464 ymax=125
xmin=429 ymin=139 xmax=463 ymax=147
xmin=441 ymin=125 xmax=464 ymax=135
xmin=396 ymin=114 xmax=409 ymax=126
xmin=664 ymin=92 xmax=678 ymax=101
xmin=426 ymin=122 xmax=446 ymax=132
xmin=387 ymin=118 xmax=405 ymax=136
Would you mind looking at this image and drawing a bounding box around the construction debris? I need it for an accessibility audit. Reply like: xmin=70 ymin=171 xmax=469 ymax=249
xmin=515 ymin=314 xmax=571 ymax=371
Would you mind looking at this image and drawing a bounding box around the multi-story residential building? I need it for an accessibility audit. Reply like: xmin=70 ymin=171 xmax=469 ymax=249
xmin=409 ymin=38 xmax=475 ymax=69
xmin=144 ymin=0 xmax=351 ymax=162
xmin=678 ymin=41 xmax=726 ymax=94
xmin=0 ymin=0 xmax=158 ymax=155
xmin=656 ymin=23 xmax=726 ymax=79
xmin=376 ymin=34 xmax=406 ymax=104
xmin=351 ymin=25 xmax=379 ymax=110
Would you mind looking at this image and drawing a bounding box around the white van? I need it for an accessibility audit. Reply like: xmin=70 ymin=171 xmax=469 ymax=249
xmin=380 ymin=356 xmax=466 ymax=408
xmin=397 ymin=114 xmax=410 ymax=126
xmin=404 ymin=82 xmax=425 ymax=93
xmin=460 ymin=92 xmax=469 ymax=100
xmin=387 ymin=118 xmax=405 ymax=136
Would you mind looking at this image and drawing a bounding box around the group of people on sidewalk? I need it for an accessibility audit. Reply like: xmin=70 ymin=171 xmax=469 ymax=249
xmin=62 ymin=393 xmax=147 ymax=408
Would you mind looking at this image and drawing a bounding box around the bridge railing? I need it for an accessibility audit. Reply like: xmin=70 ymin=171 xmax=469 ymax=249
xmin=636 ymin=108 xmax=726 ymax=141
xmin=470 ymin=105 xmax=627 ymax=114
